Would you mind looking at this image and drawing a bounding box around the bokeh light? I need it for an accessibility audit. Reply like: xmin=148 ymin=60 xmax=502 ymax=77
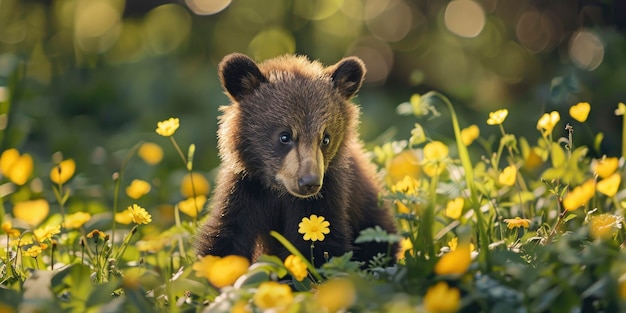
xmin=185 ymin=0 xmax=232 ymax=15
xmin=248 ymin=27 xmax=296 ymax=61
xmin=74 ymin=0 xmax=122 ymax=53
xmin=569 ymin=30 xmax=604 ymax=71
xmin=444 ymin=0 xmax=486 ymax=38
xmin=143 ymin=4 xmax=191 ymax=55
xmin=366 ymin=0 xmax=413 ymax=42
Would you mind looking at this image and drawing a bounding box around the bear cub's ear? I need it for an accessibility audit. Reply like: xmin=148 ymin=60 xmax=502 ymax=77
xmin=329 ymin=57 xmax=366 ymax=99
xmin=219 ymin=53 xmax=267 ymax=101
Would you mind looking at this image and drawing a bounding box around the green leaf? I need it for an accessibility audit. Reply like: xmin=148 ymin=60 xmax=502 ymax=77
xmin=355 ymin=226 xmax=401 ymax=244
xmin=550 ymin=142 xmax=565 ymax=168
xmin=563 ymin=214 xmax=577 ymax=223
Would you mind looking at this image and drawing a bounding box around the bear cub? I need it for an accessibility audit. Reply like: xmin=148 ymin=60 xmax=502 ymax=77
xmin=196 ymin=53 xmax=397 ymax=267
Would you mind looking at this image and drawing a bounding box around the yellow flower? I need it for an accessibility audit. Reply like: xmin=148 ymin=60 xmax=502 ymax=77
xmin=10 ymin=237 xmax=33 ymax=247
xmin=178 ymin=195 xmax=207 ymax=218
xmin=316 ymin=278 xmax=357 ymax=313
xmin=397 ymin=237 xmax=414 ymax=260
xmin=87 ymin=229 xmax=107 ymax=240
xmin=0 ymin=149 xmax=34 ymax=185
xmin=34 ymin=224 xmax=61 ymax=242
xmin=597 ymin=173 xmax=621 ymax=197
xmin=537 ymin=111 xmax=560 ymax=136
xmin=448 ymin=237 xmax=475 ymax=252
xmin=156 ymin=117 xmax=179 ymax=137
xmin=589 ymin=213 xmax=622 ymax=240
xmin=136 ymin=238 xmax=167 ymax=252
xmin=13 ymin=199 xmax=50 ymax=226
xmin=423 ymin=282 xmax=461 ymax=313
xmin=386 ymin=150 xmax=421 ymax=185
xmin=461 ymin=124 xmax=480 ymax=146
xmin=126 ymin=179 xmax=151 ymax=199
xmin=63 ymin=212 xmax=91 ymax=229
xmin=181 ymin=172 xmax=210 ymax=198
xmin=503 ymin=217 xmax=531 ymax=229
xmin=444 ymin=197 xmax=464 ymax=219
xmin=284 ymin=254 xmax=308 ymax=282
xmin=1 ymin=221 xmax=20 ymax=237
xmin=569 ymin=102 xmax=591 ymax=122
xmin=298 ymin=214 xmax=330 ymax=242
xmin=115 ymin=212 xmax=133 ymax=225
xmin=138 ymin=142 xmax=163 ymax=165
xmin=498 ymin=165 xmax=517 ymax=187
xmin=253 ymin=281 xmax=293 ymax=311
xmin=486 ymin=109 xmax=508 ymax=125
xmin=50 ymin=159 xmax=76 ymax=185
xmin=391 ymin=175 xmax=420 ymax=196
xmin=563 ymin=179 xmax=596 ymax=211
xmin=423 ymin=141 xmax=449 ymax=177
xmin=593 ymin=157 xmax=619 ymax=179
xmin=434 ymin=241 xmax=471 ymax=276
xmin=616 ymin=102 xmax=626 ymax=116
xmin=126 ymin=204 xmax=152 ymax=225
xmin=24 ymin=245 xmax=43 ymax=258
xmin=193 ymin=255 xmax=250 ymax=288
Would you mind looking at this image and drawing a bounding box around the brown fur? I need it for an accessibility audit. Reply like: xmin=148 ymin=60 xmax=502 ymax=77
xmin=196 ymin=53 xmax=397 ymax=267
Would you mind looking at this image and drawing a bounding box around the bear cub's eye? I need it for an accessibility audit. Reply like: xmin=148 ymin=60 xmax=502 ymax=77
xmin=279 ymin=132 xmax=292 ymax=144
xmin=322 ymin=134 xmax=331 ymax=146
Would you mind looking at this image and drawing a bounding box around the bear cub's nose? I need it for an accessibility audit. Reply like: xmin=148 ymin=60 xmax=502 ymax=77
xmin=298 ymin=175 xmax=322 ymax=195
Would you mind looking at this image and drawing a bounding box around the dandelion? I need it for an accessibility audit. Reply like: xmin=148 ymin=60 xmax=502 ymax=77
xmin=563 ymin=179 xmax=596 ymax=211
xmin=537 ymin=111 xmax=560 ymax=137
xmin=386 ymin=150 xmax=421 ymax=185
xmin=589 ymin=213 xmax=622 ymax=240
xmin=498 ymin=165 xmax=517 ymax=187
xmin=127 ymin=204 xmax=152 ymax=225
xmin=193 ymin=255 xmax=250 ymax=288
xmin=253 ymin=281 xmax=293 ymax=311
xmin=284 ymin=254 xmax=308 ymax=282
xmin=593 ymin=157 xmax=619 ymax=179
xmin=503 ymin=217 xmax=531 ymax=229
xmin=156 ymin=117 xmax=179 ymax=137
xmin=423 ymin=282 xmax=460 ymax=313
xmin=434 ymin=241 xmax=471 ymax=276
xmin=34 ymin=224 xmax=61 ymax=242
xmin=423 ymin=141 xmax=449 ymax=177
xmin=596 ymin=173 xmax=621 ymax=197
xmin=137 ymin=142 xmax=163 ymax=165
xmin=569 ymin=102 xmax=591 ymax=122
xmin=63 ymin=212 xmax=91 ymax=229
xmin=178 ymin=195 xmax=207 ymax=218
xmin=298 ymin=215 xmax=330 ymax=242
xmin=24 ymin=245 xmax=43 ymax=258
xmin=461 ymin=124 xmax=480 ymax=146
xmin=50 ymin=159 xmax=76 ymax=185
xmin=9 ymin=237 xmax=33 ymax=247
xmin=13 ymin=199 xmax=50 ymax=226
xmin=181 ymin=172 xmax=210 ymax=198
xmin=444 ymin=197 xmax=464 ymax=219
xmin=1 ymin=221 xmax=20 ymax=237
xmin=486 ymin=109 xmax=508 ymax=125
xmin=126 ymin=179 xmax=151 ymax=199
xmin=391 ymin=175 xmax=420 ymax=196
xmin=316 ymin=278 xmax=357 ymax=313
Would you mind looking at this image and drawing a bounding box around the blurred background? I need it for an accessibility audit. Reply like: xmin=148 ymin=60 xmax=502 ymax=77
xmin=1 ymin=0 xmax=625 ymax=220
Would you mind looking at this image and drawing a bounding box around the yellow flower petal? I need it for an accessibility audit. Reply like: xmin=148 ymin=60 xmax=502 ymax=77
xmin=486 ymin=109 xmax=508 ymax=125
xmin=50 ymin=159 xmax=76 ymax=185
xmin=503 ymin=217 xmax=531 ymax=229
xmin=181 ymin=172 xmax=210 ymax=198
xmin=593 ymin=157 xmax=619 ymax=179
xmin=284 ymin=254 xmax=308 ymax=282
xmin=537 ymin=111 xmax=561 ymax=136
xmin=461 ymin=124 xmax=480 ymax=146
xmin=596 ymin=173 xmax=621 ymax=197
xmin=569 ymin=102 xmax=591 ymax=122
xmin=0 ymin=149 xmax=20 ymax=177
xmin=13 ymin=199 xmax=50 ymax=226
xmin=178 ymin=195 xmax=207 ymax=218
xmin=386 ymin=150 xmax=421 ymax=186
xmin=316 ymin=278 xmax=356 ymax=313
xmin=423 ymin=141 xmax=449 ymax=161
xmin=444 ymin=197 xmax=464 ymax=219
xmin=563 ymin=179 xmax=596 ymax=211
xmin=126 ymin=179 xmax=151 ymax=199
xmin=137 ymin=142 xmax=163 ymax=165
xmin=589 ymin=213 xmax=621 ymax=240
xmin=156 ymin=117 xmax=179 ymax=137
xmin=423 ymin=282 xmax=460 ymax=313
xmin=498 ymin=165 xmax=517 ymax=187
xmin=126 ymin=204 xmax=152 ymax=225
xmin=253 ymin=281 xmax=293 ymax=310
xmin=434 ymin=242 xmax=471 ymax=276
xmin=8 ymin=154 xmax=33 ymax=185
xmin=298 ymin=214 xmax=330 ymax=242
xmin=63 ymin=212 xmax=92 ymax=229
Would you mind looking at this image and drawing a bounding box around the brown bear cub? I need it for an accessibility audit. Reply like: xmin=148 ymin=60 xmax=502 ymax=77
xmin=196 ymin=53 xmax=398 ymax=267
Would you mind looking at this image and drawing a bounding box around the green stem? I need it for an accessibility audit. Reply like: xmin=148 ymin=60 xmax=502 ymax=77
xmin=112 ymin=141 xmax=143 ymax=250
xmin=424 ymin=91 xmax=491 ymax=271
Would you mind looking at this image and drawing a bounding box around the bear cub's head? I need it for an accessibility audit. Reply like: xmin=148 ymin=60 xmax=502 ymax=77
xmin=217 ymin=53 xmax=366 ymax=198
